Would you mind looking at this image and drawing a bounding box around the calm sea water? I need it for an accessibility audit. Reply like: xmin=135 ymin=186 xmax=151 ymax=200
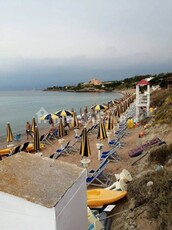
xmin=0 ymin=90 xmax=122 ymax=138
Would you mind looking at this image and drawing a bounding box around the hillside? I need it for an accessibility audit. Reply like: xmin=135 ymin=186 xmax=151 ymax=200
xmin=110 ymin=89 xmax=172 ymax=230
xmin=44 ymin=72 xmax=172 ymax=92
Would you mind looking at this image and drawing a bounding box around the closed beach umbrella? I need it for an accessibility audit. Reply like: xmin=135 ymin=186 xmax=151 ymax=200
xmin=34 ymin=126 xmax=40 ymax=152
xmin=31 ymin=117 xmax=37 ymax=133
xmin=80 ymin=127 xmax=91 ymax=158
xmin=94 ymin=104 xmax=108 ymax=111
xmin=6 ymin=122 xmax=13 ymax=145
xmin=58 ymin=118 xmax=65 ymax=138
xmin=116 ymin=106 xmax=120 ymax=118
xmin=73 ymin=112 xmax=79 ymax=128
xmin=106 ymin=114 xmax=113 ymax=130
xmin=55 ymin=110 xmax=73 ymax=117
xmin=97 ymin=120 xmax=107 ymax=140
xmin=64 ymin=116 xmax=67 ymax=127
xmin=80 ymin=108 xmax=82 ymax=116
xmin=40 ymin=113 xmax=58 ymax=121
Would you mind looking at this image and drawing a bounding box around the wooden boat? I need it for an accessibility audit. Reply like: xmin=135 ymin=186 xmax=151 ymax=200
xmin=0 ymin=143 xmax=44 ymax=156
xmin=87 ymin=189 xmax=127 ymax=207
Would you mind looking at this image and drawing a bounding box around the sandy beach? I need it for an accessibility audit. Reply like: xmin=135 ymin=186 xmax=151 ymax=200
xmin=2 ymin=88 xmax=172 ymax=229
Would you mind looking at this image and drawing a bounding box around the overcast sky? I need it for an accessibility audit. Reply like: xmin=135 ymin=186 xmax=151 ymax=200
xmin=0 ymin=0 xmax=172 ymax=89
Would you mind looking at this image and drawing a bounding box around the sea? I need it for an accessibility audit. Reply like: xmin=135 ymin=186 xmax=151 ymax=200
xmin=0 ymin=90 xmax=122 ymax=139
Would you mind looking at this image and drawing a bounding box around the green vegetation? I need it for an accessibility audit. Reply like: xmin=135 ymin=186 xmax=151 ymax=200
xmin=150 ymin=89 xmax=172 ymax=125
xmin=44 ymin=72 xmax=172 ymax=91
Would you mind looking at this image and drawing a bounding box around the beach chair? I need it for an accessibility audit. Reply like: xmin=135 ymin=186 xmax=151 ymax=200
xmin=49 ymin=141 xmax=73 ymax=159
xmin=87 ymin=125 xmax=97 ymax=135
xmin=47 ymin=131 xmax=57 ymax=141
xmin=86 ymin=158 xmax=111 ymax=187
xmin=108 ymin=135 xmax=123 ymax=146
xmin=14 ymin=133 xmax=21 ymax=142
xmin=20 ymin=142 xmax=30 ymax=152
xmin=40 ymin=134 xmax=52 ymax=145
xmin=11 ymin=145 xmax=21 ymax=155
xmin=72 ymin=132 xmax=83 ymax=146
xmin=3 ymin=145 xmax=21 ymax=157
xmin=101 ymin=144 xmax=121 ymax=162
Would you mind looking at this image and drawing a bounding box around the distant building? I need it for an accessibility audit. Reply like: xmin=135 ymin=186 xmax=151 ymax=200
xmin=89 ymin=78 xmax=102 ymax=86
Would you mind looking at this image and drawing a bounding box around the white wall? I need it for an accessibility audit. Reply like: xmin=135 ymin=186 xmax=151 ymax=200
xmin=0 ymin=192 xmax=56 ymax=230
xmin=55 ymin=170 xmax=88 ymax=230
xmin=0 ymin=170 xmax=88 ymax=230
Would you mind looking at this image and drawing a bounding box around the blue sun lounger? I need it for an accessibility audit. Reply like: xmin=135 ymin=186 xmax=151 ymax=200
xmin=101 ymin=144 xmax=121 ymax=162
xmin=86 ymin=158 xmax=111 ymax=187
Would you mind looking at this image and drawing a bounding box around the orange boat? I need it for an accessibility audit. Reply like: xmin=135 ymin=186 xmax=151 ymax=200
xmin=87 ymin=189 xmax=127 ymax=207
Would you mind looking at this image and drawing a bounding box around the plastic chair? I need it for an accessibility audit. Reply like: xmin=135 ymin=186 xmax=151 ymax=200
xmin=14 ymin=134 xmax=21 ymax=142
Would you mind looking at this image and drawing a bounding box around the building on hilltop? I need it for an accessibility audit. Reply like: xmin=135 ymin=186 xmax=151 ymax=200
xmin=89 ymin=78 xmax=102 ymax=86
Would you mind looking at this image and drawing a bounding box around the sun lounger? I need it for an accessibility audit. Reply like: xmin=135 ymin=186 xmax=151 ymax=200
xmin=40 ymin=134 xmax=52 ymax=145
xmin=49 ymin=141 xmax=77 ymax=159
xmin=11 ymin=145 xmax=21 ymax=155
xmin=20 ymin=142 xmax=30 ymax=152
xmin=3 ymin=145 xmax=21 ymax=158
xmin=108 ymin=136 xmax=126 ymax=148
xmin=14 ymin=134 xmax=22 ymax=142
xmin=101 ymin=145 xmax=121 ymax=162
xmin=86 ymin=158 xmax=111 ymax=187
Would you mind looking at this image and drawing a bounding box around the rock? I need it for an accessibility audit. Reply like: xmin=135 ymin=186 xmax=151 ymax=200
xmin=155 ymin=164 xmax=163 ymax=172
xmin=167 ymin=159 xmax=172 ymax=166
xmin=128 ymin=212 xmax=135 ymax=219
xmin=147 ymin=181 xmax=154 ymax=186
xmin=124 ymin=222 xmax=130 ymax=230
xmin=129 ymin=198 xmax=136 ymax=210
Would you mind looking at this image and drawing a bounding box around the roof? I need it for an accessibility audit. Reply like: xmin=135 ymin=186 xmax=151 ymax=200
xmin=0 ymin=153 xmax=85 ymax=208
xmin=136 ymin=79 xmax=150 ymax=86
xmin=167 ymin=76 xmax=172 ymax=81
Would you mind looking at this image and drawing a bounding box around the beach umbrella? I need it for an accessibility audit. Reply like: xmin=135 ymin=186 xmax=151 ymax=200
xmin=97 ymin=120 xmax=107 ymax=140
xmin=6 ymin=122 xmax=13 ymax=145
xmin=55 ymin=110 xmax=73 ymax=117
xmin=34 ymin=126 xmax=40 ymax=152
xmin=94 ymin=104 xmax=108 ymax=111
xmin=80 ymin=127 xmax=91 ymax=158
xmin=31 ymin=117 xmax=37 ymax=133
xmin=72 ymin=112 xmax=79 ymax=128
xmin=80 ymin=108 xmax=82 ymax=116
xmin=106 ymin=114 xmax=113 ymax=130
xmin=116 ymin=106 xmax=120 ymax=118
xmin=40 ymin=113 xmax=58 ymax=121
xmin=64 ymin=116 xmax=67 ymax=127
xmin=58 ymin=118 xmax=65 ymax=138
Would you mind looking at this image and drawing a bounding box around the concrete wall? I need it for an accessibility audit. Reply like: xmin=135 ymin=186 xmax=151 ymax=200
xmin=0 ymin=170 xmax=87 ymax=230
xmin=0 ymin=192 xmax=56 ymax=230
xmin=55 ymin=170 xmax=88 ymax=230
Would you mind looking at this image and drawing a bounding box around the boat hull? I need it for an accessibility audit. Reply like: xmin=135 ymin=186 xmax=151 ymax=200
xmin=87 ymin=189 xmax=127 ymax=207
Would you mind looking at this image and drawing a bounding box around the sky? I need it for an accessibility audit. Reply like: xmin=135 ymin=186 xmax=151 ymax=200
xmin=0 ymin=0 xmax=172 ymax=90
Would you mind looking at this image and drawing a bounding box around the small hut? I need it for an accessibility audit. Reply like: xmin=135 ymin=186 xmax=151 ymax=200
xmin=0 ymin=153 xmax=87 ymax=230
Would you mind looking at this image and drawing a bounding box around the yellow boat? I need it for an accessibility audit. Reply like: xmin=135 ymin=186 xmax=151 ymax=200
xmin=0 ymin=143 xmax=44 ymax=156
xmin=87 ymin=189 xmax=127 ymax=207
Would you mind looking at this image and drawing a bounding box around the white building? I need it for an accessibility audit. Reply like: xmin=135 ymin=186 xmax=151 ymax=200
xmin=135 ymin=79 xmax=150 ymax=120
xmin=0 ymin=153 xmax=87 ymax=230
